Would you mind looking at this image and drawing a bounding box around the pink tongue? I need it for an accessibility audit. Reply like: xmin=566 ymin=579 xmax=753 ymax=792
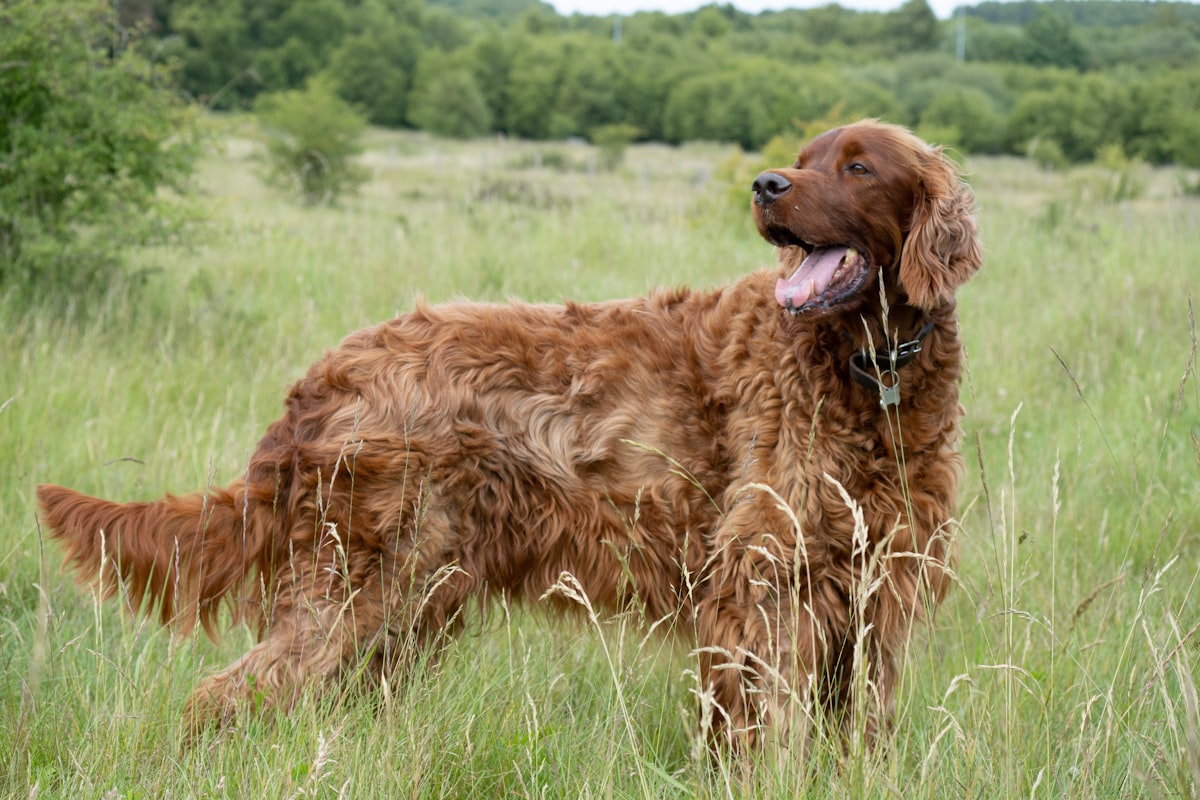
xmin=774 ymin=246 xmax=849 ymax=310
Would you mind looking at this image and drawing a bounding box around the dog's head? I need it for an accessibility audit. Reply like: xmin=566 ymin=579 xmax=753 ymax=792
xmin=751 ymin=120 xmax=982 ymax=316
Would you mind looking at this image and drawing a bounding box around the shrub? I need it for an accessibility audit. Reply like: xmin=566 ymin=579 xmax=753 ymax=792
xmin=1177 ymin=172 xmax=1200 ymax=197
xmin=1026 ymin=136 xmax=1068 ymax=171
xmin=255 ymin=76 xmax=368 ymax=205
xmin=1006 ymin=75 xmax=1127 ymax=163
xmin=0 ymin=0 xmax=201 ymax=295
xmin=590 ymin=123 xmax=641 ymax=170
xmin=1093 ymin=144 xmax=1145 ymax=202
xmin=920 ymin=86 xmax=1003 ymax=154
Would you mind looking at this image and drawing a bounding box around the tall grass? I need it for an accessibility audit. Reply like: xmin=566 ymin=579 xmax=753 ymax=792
xmin=1 ymin=130 xmax=1197 ymax=797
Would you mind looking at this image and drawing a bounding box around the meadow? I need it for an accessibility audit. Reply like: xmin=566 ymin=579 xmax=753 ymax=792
xmin=1 ymin=127 xmax=1198 ymax=798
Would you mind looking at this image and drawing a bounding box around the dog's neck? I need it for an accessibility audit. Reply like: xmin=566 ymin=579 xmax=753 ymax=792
xmin=838 ymin=301 xmax=932 ymax=355
xmin=826 ymin=300 xmax=955 ymax=409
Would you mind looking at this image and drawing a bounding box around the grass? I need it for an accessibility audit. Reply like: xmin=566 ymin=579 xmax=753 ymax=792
xmin=2 ymin=128 xmax=1199 ymax=797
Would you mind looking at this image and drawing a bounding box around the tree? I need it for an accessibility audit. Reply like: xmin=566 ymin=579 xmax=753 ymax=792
xmin=1123 ymin=70 xmax=1200 ymax=167
xmin=0 ymin=0 xmax=201 ymax=293
xmin=503 ymin=36 xmax=565 ymax=138
xmin=255 ymin=77 xmax=368 ymax=205
xmin=1020 ymin=7 xmax=1088 ymax=69
xmin=422 ymin=6 xmax=475 ymax=51
xmin=1005 ymin=74 xmax=1126 ymax=161
xmin=464 ymin=30 xmax=515 ymax=133
xmin=167 ymin=0 xmax=254 ymax=108
xmin=551 ymin=37 xmax=623 ymax=138
xmin=919 ymin=86 xmax=1003 ymax=153
xmin=887 ymin=0 xmax=940 ymax=53
xmin=326 ymin=27 xmax=420 ymax=127
xmin=663 ymin=64 xmax=777 ymax=149
xmin=691 ymin=5 xmax=732 ymax=39
xmin=407 ymin=52 xmax=493 ymax=137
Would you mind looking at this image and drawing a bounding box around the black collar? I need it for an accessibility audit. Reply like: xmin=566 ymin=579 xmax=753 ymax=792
xmin=847 ymin=320 xmax=935 ymax=408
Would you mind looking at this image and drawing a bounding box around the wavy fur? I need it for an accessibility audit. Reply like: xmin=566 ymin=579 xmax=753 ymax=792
xmin=39 ymin=120 xmax=981 ymax=749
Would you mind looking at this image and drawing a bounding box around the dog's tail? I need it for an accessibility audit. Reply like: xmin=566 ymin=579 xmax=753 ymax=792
xmin=37 ymin=482 xmax=275 ymax=638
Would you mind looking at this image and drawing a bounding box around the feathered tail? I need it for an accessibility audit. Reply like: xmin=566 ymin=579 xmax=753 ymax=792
xmin=37 ymin=483 xmax=274 ymax=638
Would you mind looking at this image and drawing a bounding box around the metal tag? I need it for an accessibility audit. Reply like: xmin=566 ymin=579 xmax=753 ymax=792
xmin=878 ymin=370 xmax=901 ymax=408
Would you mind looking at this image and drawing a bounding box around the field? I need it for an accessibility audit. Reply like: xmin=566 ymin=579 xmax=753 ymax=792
xmin=2 ymin=127 xmax=1198 ymax=798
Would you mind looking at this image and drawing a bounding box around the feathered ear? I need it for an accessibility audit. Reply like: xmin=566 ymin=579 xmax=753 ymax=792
xmin=899 ymin=149 xmax=983 ymax=311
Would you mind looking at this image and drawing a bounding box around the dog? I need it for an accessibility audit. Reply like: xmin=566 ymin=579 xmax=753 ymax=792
xmin=38 ymin=120 xmax=981 ymax=749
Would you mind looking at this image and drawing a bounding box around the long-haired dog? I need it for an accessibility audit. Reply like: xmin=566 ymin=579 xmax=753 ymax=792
xmin=39 ymin=120 xmax=981 ymax=749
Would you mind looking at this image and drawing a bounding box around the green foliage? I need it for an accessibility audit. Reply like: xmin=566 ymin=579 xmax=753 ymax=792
xmin=550 ymin=37 xmax=624 ymax=139
xmin=1026 ymin=136 xmax=1068 ymax=171
xmin=4 ymin=132 xmax=1200 ymax=798
xmin=255 ymin=77 xmax=368 ymax=205
xmin=407 ymin=53 xmax=493 ymax=138
xmin=1019 ymin=6 xmax=1089 ymax=68
xmin=44 ymin=0 xmax=1200 ymax=164
xmin=1177 ymin=171 xmax=1200 ymax=197
xmin=503 ymin=35 xmax=568 ymax=138
xmin=886 ymin=0 xmax=940 ymax=53
xmin=326 ymin=29 xmax=419 ymax=128
xmin=431 ymin=0 xmax=552 ymax=21
xmin=422 ymin=5 xmax=476 ymax=50
xmin=919 ymin=85 xmax=1003 ymax=154
xmin=660 ymin=58 xmax=882 ymax=150
xmin=0 ymin=0 xmax=201 ymax=295
xmin=1092 ymin=144 xmax=1146 ymax=202
xmin=1122 ymin=69 xmax=1200 ymax=167
xmin=691 ymin=5 xmax=733 ymax=38
xmin=250 ymin=0 xmax=349 ymax=91
xmin=1006 ymin=74 xmax=1126 ymax=163
xmin=589 ymin=123 xmax=641 ymax=170
xmin=166 ymin=0 xmax=255 ymax=108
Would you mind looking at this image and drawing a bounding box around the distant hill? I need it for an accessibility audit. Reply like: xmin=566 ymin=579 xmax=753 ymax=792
xmin=965 ymin=0 xmax=1200 ymax=27
xmin=427 ymin=0 xmax=555 ymax=21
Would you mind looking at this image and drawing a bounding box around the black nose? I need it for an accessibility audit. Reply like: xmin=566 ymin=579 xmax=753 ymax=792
xmin=752 ymin=171 xmax=792 ymax=206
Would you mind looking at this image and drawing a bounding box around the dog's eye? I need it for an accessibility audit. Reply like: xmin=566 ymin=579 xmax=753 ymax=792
xmin=847 ymin=162 xmax=871 ymax=176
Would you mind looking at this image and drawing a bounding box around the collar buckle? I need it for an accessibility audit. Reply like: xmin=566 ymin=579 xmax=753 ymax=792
xmin=847 ymin=320 xmax=934 ymax=408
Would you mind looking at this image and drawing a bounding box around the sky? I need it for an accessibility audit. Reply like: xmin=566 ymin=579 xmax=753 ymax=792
xmin=549 ymin=0 xmax=968 ymax=20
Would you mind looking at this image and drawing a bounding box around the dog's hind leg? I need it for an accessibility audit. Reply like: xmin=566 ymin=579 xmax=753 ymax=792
xmin=362 ymin=503 xmax=483 ymax=689
xmin=182 ymin=565 xmax=387 ymax=735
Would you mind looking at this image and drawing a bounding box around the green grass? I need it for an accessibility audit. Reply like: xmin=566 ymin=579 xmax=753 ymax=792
xmin=2 ymin=130 xmax=1198 ymax=798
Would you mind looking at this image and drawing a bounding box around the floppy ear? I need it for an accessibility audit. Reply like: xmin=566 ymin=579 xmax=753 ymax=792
xmin=899 ymin=149 xmax=983 ymax=311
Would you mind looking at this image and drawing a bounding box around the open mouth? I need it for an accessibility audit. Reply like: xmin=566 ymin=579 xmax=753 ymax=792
xmin=774 ymin=245 xmax=871 ymax=314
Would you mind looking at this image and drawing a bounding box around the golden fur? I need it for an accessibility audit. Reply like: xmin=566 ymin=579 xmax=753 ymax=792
xmin=38 ymin=121 xmax=981 ymax=749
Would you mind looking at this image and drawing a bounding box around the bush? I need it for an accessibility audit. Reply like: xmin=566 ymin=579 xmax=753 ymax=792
xmin=1026 ymin=136 xmax=1068 ymax=171
xmin=0 ymin=0 xmax=201 ymax=295
xmin=1093 ymin=144 xmax=1146 ymax=202
xmin=589 ymin=123 xmax=641 ymax=170
xmin=1006 ymin=74 xmax=1127 ymax=163
xmin=255 ymin=77 xmax=368 ymax=205
xmin=919 ymin=86 xmax=1003 ymax=154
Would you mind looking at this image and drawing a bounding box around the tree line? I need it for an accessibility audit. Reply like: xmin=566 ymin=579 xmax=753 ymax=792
xmin=2 ymin=0 xmax=1197 ymax=296
xmin=108 ymin=0 xmax=1200 ymax=166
